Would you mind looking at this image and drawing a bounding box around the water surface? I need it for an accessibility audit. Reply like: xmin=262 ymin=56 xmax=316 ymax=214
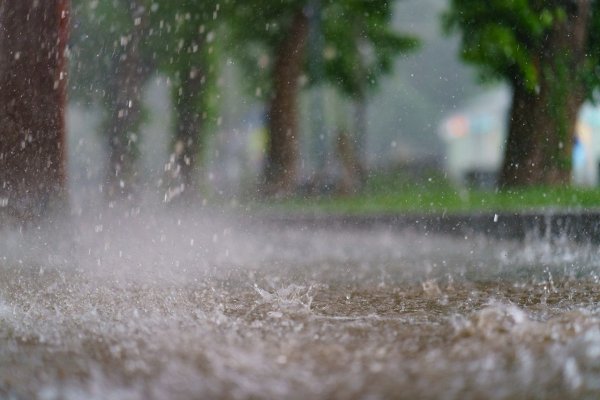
xmin=2 ymin=210 xmax=600 ymax=399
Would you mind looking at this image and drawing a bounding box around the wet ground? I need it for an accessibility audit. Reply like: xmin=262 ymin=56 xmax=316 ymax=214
xmin=2 ymin=210 xmax=600 ymax=399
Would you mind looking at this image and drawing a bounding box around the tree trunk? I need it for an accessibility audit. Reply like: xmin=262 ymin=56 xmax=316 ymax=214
xmin=0 ymin=0 xmax=69 ymax=221
xmin=353 ymin=94 xmax=368 ymax=186
xmin=335 ymin=130 xmax=365 ymax=195
xmin=532 ymin=0 xmax=589 ymax=185
xmin=164 ymin=66 xmax=205 ymax=204
xmin=264 ymin=11 xmax=309 ymax=196
xmin=499 ymin=0 xmax=590 ymax=188
xmin=499 ymin=80 xmax=536 ymax=187
xmin=526 ymin=73 xmax=585 ymax=185
xmin=104 ymin=0 xmax=148 ymax=201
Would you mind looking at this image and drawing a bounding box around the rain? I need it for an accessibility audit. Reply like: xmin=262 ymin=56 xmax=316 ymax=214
xmin=2 ymin=0 xmax=600 ymax=399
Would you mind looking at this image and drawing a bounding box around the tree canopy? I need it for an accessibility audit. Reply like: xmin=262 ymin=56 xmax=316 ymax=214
xmin=227 ymin=0 xmax=418 ymax=98
xmin=225 ymin=0 xmax=417 ymax=194
xmin=69 ymin=0 xmax=420 ymax=197
xmin=444 ymin=0 xmax=599 ymax=186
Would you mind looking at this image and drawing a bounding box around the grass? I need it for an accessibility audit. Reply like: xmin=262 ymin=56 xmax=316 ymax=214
xmin=264 ymin=170 xmax=600 ymax=215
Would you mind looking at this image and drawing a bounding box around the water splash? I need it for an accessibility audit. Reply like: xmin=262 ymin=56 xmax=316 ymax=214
xmin=2 ymin=209 xmax=600 ymax=398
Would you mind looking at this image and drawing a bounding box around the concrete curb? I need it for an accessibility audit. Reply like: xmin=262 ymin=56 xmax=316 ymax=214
xmin=262 ymin=212 xmax=600 ymax=243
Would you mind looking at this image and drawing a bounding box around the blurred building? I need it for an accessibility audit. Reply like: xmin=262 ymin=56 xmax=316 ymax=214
xmin=439 ymin=87 xmax=600 ymax=187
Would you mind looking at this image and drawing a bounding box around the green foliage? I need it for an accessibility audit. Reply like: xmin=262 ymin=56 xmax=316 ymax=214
xmin=267 ymin=171 xmax=600 ymax=215
xmin=223 ymin=0 xmax=304 ymax=96
xmin=72 ymin=0 xmax=417 ymax=119
xmin=146 ymin=1 xmax=217 ymax=75
xmin=442 ymin=0 xmax=563 ymax=89
xmin=444 ymin=0 xmax=600 ymax=180
xmin=71 ymin=0 xmax=220 ymax=108
xmin=584 ymin=1 xmax=600 ymax=100
xmin=147 ymin=0 xmax=222 ymax=127
xmin=70 ymin=0 xmax=119 ymax=104
xmin=321 ymin=0 xmax=418 ymax=96
xmin=71 ymin=0 xmax=223 ymax=154
xmin=70 ymin=0 xmax=155 ymax=104
xmin=226 ymin=0 xmax=418 ymax=98
xmin=443 ymin=0 xmax=600 ymax=97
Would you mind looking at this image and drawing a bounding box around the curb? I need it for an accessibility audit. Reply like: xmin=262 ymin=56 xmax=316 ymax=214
xmin=262 ymin=212 xmax=600 ymax=243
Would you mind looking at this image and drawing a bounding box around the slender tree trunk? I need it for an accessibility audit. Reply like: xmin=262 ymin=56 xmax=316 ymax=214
xmin=104 ymin=0 xmax=148 ymax=201
xmin=353 ymin=94 xmax=368 ymax=185
xmin=335 ymin=130 xmax=365 ymax=195
xmin=499 ymin=0 xmax=590 ymax=188
xmin=264 ymin=11 xmax=309 ymax=196
xmin=0 ymin=0 xmax=70 ymax=221
xmin=164 ymin=66 xmax=204 ymax=204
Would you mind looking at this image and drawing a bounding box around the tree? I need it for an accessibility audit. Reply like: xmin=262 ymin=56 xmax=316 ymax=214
xmin=71 ymin=0 xmax=154 ymax=202
xmin=228 ymin=0 xmax=417 ymax=196
xmin=72 ymin=0 xmax=221 ymax=204
xmin=264 ymin=9 xmax=310 ymax=196
xmin=104 ymin=0 xmax=152 ymax=200
xmin=151 ymin=1 xmax=220 ymax=203
xmin=320 ymin=0 xmax=418 ymax=189
xmin=227 ymin=0 xmax=309 ymax=196
xmin=0 ymin=0 xmax=70 ymax=221
xmin=444 ymin=0 xmax=598 ymax=187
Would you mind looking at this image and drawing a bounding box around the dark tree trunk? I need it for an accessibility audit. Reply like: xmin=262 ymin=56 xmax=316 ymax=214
xmin=104 ymin=0 xmax=148 ymax=201
xmin=499 ymin=80 xmax=536 ymax=187
xmin=499 ymin=0 xmax=590 ymax=188
xmin=0 ymin=0 xmax=70 ymax=221
xmin=335 ymin=130 xmax=365 ymax=195
xmin=353 ymin=94 xmax=368 ymax=186
xmin=164 ymin=66 xmax=205 ymax=204
xmin=526 ymin=73 xmax=585 ymax=186
xmin=264 ymin=11 xmax=309 ymax=196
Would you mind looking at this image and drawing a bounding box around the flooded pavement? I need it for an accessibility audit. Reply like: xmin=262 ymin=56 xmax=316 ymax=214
xmin=2 ymin=210 xmax=600 ymax=399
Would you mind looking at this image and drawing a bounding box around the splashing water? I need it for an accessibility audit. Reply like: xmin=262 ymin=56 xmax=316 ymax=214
xmin=2 ymin=209 xmax=600 ymax=399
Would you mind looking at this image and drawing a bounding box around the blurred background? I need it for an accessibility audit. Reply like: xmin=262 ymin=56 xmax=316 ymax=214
xmin=65 ymin=0 xmax=600 ymax=214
